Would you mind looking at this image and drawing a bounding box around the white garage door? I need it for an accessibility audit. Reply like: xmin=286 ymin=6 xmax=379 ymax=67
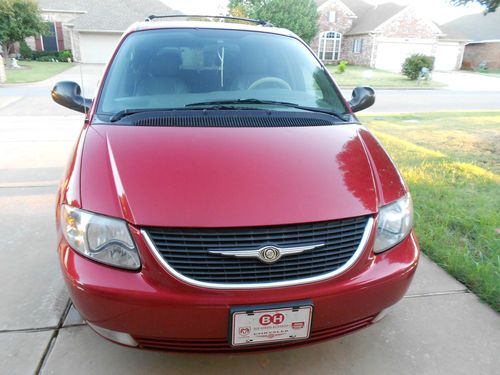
xmin=78 ymin=32 xmax=122 ymax=64
xmin=434 ymin=43 xmax=460 ymax=71
xmin=375 ymin=39 xmax=434 ymax=72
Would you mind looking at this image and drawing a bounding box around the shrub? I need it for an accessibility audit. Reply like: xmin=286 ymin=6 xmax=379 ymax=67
xmin=31 ymin=50 xmax=72 ymax=62
xmin=402 ymin=54 xmax=434 ymax=80
xmin=36 ymin=55 xmax=56 ymax=62
xmin=19 ymin=40 xmax=33 ymax=60
xmin=58 ymin=50 xmax=72 ymax=62
xmin=336 ymin=60 xmax=348 ymax=74
xmin=32 ymin=50 xmax=58 ymax=60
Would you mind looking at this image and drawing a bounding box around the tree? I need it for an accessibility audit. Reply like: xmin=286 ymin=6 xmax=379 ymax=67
xmin=228 ymin=0 xmax=265 ymax=19
xmin=0 ymin=0 xmax=47 ymax=64
xmin=451 ymin=0 xmax=499 ymax=13
xmin=228 ymin=0 xmax=319 ymax=43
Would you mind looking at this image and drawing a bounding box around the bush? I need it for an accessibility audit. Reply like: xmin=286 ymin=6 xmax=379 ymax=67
xmin=402 ymin=54 xmax=434 ymax=80
xmin=19 ymin=40 xmax=33 ymax=60
xmin=31 ymin=50 xmax=72 ymax=62
xmin=36 ymin=55 xmax=56 ymax=62
xmin=32 ymin=50 xmax=57 ymax=60
xmin=58 ymin=50 xmax=72 ymax=62
xmin=336 ymin=60 xmax=348 ymax=74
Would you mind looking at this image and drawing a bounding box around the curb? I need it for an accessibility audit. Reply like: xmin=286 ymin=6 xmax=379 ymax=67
xmin=340 ymin=86 xmax=444 ymax=91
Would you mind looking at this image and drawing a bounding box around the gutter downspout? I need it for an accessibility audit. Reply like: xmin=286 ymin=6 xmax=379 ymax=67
xmin=369 ymin=33 xmax=377 ymax=68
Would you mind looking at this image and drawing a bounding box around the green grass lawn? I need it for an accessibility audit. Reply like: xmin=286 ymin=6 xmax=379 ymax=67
xmin=359 ymin=111 xmax=500 ymax=310
xmin=473 ymin=69 xmax=500 ymax=78
xmin=328 ymin=65 xmax=445 ymax=88
xmin=5 ymin=60 xmax=74 ymax=84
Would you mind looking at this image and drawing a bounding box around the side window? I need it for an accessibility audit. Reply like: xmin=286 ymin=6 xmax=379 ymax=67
xmin=328 ymin=11 xmax=336 ymax=23
xmin=353 ymin=39 xmax=363 ymax=54
xmin=318 ymin=31 xmax=342 ymax=61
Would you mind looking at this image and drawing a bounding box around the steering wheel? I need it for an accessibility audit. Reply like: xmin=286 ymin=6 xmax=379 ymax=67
xmin=248 ymin=77 xmax=292 ymax=90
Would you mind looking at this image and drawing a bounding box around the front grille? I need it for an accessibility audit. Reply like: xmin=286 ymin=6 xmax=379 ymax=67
xmin=144 ymin=215 xmax=371 ymax=285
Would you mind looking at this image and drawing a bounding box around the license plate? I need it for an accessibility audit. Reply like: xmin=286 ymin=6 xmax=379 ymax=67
xmin=230 ymin=301 xmax=313 ymax=347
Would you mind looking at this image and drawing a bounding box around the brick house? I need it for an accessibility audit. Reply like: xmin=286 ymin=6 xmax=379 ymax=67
xmin=26 ymin=0 xmax=178 ymax=63
xmin=441 ymin=11 xmax=500 ymax=70
xmin=311 ymin=0 xmax=468 ymax=71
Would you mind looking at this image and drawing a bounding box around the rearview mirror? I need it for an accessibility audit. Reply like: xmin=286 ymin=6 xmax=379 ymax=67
xmin=51 ymin=81 xmax=92 ymax=113
xmin=348 ymin=86 xmax=375 ymax=113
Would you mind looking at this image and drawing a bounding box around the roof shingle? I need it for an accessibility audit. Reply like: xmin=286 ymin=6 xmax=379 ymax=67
xmin=347 ymin=2 xmax=405 ymax=35
xmin=37 ymin=0 xmax=180 ymax=31
xmin=440 ymin=11 xmax=500 ymax=42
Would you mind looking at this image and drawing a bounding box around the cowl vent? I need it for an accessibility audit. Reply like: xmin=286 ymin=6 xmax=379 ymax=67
xmin=131 ymin=111 xmax=336 ymax=127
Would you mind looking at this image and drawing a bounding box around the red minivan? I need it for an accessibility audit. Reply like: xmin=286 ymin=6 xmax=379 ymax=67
xmin=52 ymin=17 xmax=419 ymax=352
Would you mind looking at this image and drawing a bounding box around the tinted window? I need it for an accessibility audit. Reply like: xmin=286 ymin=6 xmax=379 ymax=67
xmin=97 ymin=28 xmax=347 ymax=115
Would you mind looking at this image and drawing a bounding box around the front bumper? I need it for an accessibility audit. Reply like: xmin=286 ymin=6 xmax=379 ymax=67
xmin=58 ymin=228 xmax=419 ymax=352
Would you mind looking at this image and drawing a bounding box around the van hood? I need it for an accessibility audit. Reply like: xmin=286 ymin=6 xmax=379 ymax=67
xmin=80 ymin=125 xmax=380 ymax=227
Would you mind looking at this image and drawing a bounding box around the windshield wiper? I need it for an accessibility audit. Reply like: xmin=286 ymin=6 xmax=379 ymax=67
xmin=109 ymin=105 xmax=265 ymax=122
xmin=109 ymin=108 xmax=161 ymax=122
xmin=185 ymin=99 xmax=349 ymax=121
xmin=109 ymin=100 xmax=349 ymax=123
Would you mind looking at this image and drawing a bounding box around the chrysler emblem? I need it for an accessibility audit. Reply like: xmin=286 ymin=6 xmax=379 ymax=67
xmin=208 ymin=243 xmax=325 ymax=264
xmin=259 ymin=246 xmax=281 ymax=264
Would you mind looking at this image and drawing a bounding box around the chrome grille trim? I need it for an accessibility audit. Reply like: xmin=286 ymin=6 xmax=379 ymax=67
xmin=141 ymin=217 xmax=374 ymax=289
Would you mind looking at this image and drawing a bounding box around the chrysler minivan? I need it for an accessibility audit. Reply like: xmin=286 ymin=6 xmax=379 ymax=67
xmin=53 ymin=17 xmax=419 ymax=352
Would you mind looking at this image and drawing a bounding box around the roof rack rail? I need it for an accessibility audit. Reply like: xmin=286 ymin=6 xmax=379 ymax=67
xmin=144 ymin=14 xmax=273 ymax=27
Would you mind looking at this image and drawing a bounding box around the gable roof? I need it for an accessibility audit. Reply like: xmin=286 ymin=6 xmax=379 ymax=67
xmin=37 ymin=0 xmax=180 ymax=31
xmin=339 ymin=0 xmax=373 ymax=16
xmin=316 ymin=0 xmax=372 ymax=16
xmin=348 ymin=2 xmax=406 ymax=34
xmin=440 ymin=11 xmax=500 ymax=42
xmin=315 ymin=1 xmax=408 ymax=35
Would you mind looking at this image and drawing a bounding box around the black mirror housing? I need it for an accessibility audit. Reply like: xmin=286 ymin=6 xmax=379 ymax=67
xmin=51 ymin=81 xmax=92 ymax=113
xmin=348 ymin=86 xmax=375 ymax=113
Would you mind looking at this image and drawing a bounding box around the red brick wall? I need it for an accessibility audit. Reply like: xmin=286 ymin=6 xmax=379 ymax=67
xmin=342 ymin=35 xmax=373 ymax=66
xmin=462 ymin=42 xmax=500 ymax=69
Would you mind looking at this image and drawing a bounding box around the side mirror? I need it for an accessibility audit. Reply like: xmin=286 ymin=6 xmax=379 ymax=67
xmin=348 ymin=86 xmax=375 ymax=113
xmin=51 ymin=81 xmax=92 ymax=113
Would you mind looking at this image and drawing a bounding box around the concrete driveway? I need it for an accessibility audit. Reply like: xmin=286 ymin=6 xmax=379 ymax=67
xmin=0 ymin=65 xmax=499 ymax=374
xmin=432 ymin=70 xmax=500 ymax=92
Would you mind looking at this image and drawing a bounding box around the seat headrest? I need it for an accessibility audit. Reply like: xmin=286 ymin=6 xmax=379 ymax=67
xmin=149 ymin=51 xmax=182 ymax=77
xmin=240 ymin=50 xmax=269 ymax=74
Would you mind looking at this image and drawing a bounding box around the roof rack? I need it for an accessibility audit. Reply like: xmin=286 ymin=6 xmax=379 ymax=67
xmin=144 ymin=14 xmax=273 ymax=27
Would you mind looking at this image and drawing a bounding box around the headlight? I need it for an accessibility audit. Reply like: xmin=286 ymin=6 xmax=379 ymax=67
xmin=374 ymin=194 xmax=413 ymax=253
xmin=61 ymin=205 xmax=141 ymax=270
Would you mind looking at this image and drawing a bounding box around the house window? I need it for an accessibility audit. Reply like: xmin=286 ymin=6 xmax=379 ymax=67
xmin=353 ymin=39 xmax=363 ymax=54
xmin=42 ymin=22 xmax=58 ymax=52
xmin=328 ymin=11 xmax=336 ymax=23
xmin=318 ymin=31 xmax=342 ymax=61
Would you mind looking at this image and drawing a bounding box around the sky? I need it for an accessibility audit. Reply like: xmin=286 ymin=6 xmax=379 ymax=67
xmin=160 ymin=0 xmax=484 ymax=24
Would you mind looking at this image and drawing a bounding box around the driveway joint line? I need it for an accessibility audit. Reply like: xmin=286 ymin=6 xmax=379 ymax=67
xmin=60 ymin=323 xmax=88 ymax=329
xmin=404 ymin=289 xmax=469 ymax=298
xmin=0 ymin=326 xmax=57 ymax=334
xmin=35 ymin=299 xmax=72 ymax=375
xmin=0 ymin=184 xmax=59 ymax=189
xmin=0 ymin=322 xmax=87 ymax=335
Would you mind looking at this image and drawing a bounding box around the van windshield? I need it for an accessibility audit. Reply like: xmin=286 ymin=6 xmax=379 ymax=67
xmin=97 ymin=28 xmax=347 ymax=117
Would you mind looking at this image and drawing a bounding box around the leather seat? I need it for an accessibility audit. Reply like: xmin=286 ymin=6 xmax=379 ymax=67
xmin=231 ymin=53 xmax=271 ymax=91
xmin=136 ymin=51 xmax=190 ymax=95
